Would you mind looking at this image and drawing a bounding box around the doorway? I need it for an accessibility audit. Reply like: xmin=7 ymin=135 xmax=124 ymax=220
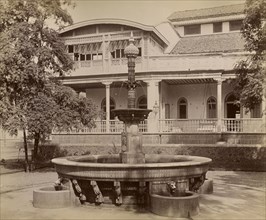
xmin=225 ymin=93 xmax=240 ymax=118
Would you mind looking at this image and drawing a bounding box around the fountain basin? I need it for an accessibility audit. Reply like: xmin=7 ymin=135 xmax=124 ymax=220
xmin=150 ymin=191 xmax=199 ymax=218
xmin=112 ymin=108 xmax=151 ymax=123
xmin=52 ymin=154 xmax=211 ymax=181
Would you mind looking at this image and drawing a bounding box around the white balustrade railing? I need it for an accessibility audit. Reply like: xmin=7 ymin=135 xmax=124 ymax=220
xmin=111 ymin=59 xmax=121 ymax=66
xmin=53 ymin=118 xmax=264 ymax=134
xmin=222 ymin=118 xmax=264 ymax=133
xmin=93 ymin=60 xmax=103 ymax=66
xmin=159 ymin=119 xmax=217 ymax=133
xmin=80 ymin=61 xmax=91 ymax=67
xmin=139 ymin=120 xmax=148 ymax=133
xmin=73 ymin=57 xmax=142 ymax=73
xmin=54 ymin=120 xmax=148 ymax=134
xmin=110 ymin=120 xmax=124 ymax=133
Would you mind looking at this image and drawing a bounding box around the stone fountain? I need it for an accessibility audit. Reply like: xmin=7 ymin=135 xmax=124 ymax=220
xmin=52 ymin=33 xmax=212 ymax=218
xmin=112 ymin=33 xmax=151 ymax=164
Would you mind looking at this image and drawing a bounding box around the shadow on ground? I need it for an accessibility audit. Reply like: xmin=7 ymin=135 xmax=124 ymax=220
xmin=210 ymin=171 xmax=266 ymax=189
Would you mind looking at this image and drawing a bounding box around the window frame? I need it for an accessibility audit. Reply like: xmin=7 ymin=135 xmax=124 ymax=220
xmin=184 ymin=24 xmax=201 ymax=35
xmin=101 ymin=97 xmax=116 ymax=120
xmin=207 ymin=96 xmax=217 ymax=118
xmin=229 ymin=20 xmax=243 ymax=31
xmin=177 ymin=97 xmax=188 ymax=119
xmin=213 ymin=22 xmax=223 ymax=33
xmin=137 ymin=96 xmax=147 ymax=109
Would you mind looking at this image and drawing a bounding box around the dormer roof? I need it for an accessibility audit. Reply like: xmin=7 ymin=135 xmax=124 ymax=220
xmin=168 ymin=4 xmax=245 ymax=22
xmin=171 ymin=32 xmax=245 ymax=54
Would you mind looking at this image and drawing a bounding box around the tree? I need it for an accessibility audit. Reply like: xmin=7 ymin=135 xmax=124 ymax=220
xmin=25 ymin=85 xmax=98 ymax=158
xmin=234 ymin=0 xmax=266 ymax=112
xmin=0 ymin=0 xmax=97 ymax=171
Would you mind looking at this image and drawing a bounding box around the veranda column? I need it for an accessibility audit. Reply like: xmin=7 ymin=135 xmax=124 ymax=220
xmin=102 ymin=82 xmax=112 ymax=132
xmin=146 ymin=80 xmax=160 ymax=132
xmin=216 ymin=78 xmax=223 ymax=132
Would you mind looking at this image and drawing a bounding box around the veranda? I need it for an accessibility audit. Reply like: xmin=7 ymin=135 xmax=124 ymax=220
xmin=54 ymin=118 xmax=264 ymax=134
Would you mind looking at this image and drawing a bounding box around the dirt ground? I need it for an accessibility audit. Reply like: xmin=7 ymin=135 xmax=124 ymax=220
xmin=0 ymin=164 xmax=265 ymax=220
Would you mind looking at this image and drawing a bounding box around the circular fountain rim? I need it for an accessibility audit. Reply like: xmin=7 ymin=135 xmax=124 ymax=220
xmin=52 ymin=154 xmax=212 ymax=168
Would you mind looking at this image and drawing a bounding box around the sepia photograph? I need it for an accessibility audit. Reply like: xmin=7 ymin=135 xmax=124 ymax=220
xmin=0 ymin=0 xmax=265 ymax=219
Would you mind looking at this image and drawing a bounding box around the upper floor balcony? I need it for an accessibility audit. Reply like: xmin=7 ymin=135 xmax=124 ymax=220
xmin=62 ymin=26 xmax=246 ymax=78
xmin=70 ymin=53 xmax=245 ymax=77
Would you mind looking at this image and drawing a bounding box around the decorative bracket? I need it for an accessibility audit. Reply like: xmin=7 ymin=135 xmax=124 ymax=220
xmin=54 ymin=177 xmax=68 ymax=191
xmin=121 ymin=131 xmax=127 ymax=152
xmin=90 ymin=180 xmax=104 ymax=204
xmin=138 ymin=181 xmax=146 ymax=204
xmin=71 ymin=179 xmax=87 ymax=204
xmin=114 ymin=181 xmax=122 ymax=205
xmin=189 ymin=173 xmax=206 ymax=192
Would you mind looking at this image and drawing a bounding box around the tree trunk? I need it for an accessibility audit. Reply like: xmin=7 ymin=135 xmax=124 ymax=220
xmin=33 ymin=132 xmax=40 ymax=162
xmin=23 ymin=129 xmax=30 ymax=172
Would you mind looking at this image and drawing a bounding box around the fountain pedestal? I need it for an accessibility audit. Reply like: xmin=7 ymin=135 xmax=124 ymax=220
xmin=120 ymin=152 xmax=145 ymax=164
xmin=120 ymin=123 xmax=145 ymax=164
xmin=112 ymin=108 xmax=151 ymax=164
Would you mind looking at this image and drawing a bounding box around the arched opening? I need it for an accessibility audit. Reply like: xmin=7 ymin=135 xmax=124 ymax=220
xmin=207 ymin=96 xmax=217 ymax=118
xmin=225 ymin=93 xmax=240 ymax=118
xmin=177 ymin=98 xmax=187 ymax=119
xmin=101 ymin=97 xmax=116 ymax=119
xmin=137 ymin=96 xmax=147 ymax=109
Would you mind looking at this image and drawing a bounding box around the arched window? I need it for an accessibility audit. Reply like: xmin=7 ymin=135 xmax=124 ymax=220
xmin=177 ymin=98 xmax=187 ymax=119
xmin=207 ymin=97 xmax=217 ymax=118
xmin=251 ymin=103 xmax=262 ymax=118
xmin=225 ymin=93 xmax=240 ymax=118
xmin=101 ymin=97 xmax=116 ymax=119
xmin=137 ymin=96 xmax=147 ymax=109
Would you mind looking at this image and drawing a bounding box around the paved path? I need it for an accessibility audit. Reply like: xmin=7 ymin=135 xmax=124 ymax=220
xmin=0 ymin=169 xmax=265 ymax=220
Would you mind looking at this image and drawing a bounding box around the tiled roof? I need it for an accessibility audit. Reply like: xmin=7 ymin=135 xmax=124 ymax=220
xmin=171 ymin=32 xmax=245 ymax=54
xmin=168 ymin=4 xmax=245 ymax=22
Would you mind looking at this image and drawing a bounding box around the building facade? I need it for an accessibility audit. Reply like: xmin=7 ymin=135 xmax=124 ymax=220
xmin=2 ymin=4 xmax=266 ymax=160
xmin=53 ymin=4 xmax=264 ymax=135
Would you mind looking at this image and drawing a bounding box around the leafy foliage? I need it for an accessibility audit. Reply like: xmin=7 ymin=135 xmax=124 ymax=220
xmin=234 ymin=0 xmax=266 ymax=111
xmin=35 ymin=143 xmax=68 ymax=162
xmin=0 ymin=0 xmax=98 ymax=163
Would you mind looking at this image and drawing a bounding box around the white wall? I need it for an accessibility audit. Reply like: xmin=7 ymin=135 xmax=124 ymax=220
xmin=201 ymin=23 xmax=213 ymax=35
xmin=155 ymin=22 xmax=180 ymax=53
xmin=85 ymin=82 xmax=243 ymax=119
xmin=175 ymin=22 xmax=232 ymax=36
xmin=148 ymin=37 xmax=164 ymax=55
xmin=86 ymin=86 xmax=146 ymax=111
xmin=176 ymin=26 xmax=184 ymax=36
xmin=176 ymin=23 xmax=214 ymax=36
xmin=223 ymin=22 xmax=230 ymax=33
xmin=162 ymin=82 xmax=235 ymax=119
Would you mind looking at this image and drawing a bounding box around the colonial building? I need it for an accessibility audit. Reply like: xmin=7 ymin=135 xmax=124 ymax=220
xmin=56 ymin=4 xmax=264 ymax=135
xmin=1 ymin=4 xmax=264 ymax=152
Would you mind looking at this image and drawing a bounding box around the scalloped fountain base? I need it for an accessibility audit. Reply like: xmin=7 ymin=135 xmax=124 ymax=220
xmin=52 ymin=154 xmax=211 ymax=206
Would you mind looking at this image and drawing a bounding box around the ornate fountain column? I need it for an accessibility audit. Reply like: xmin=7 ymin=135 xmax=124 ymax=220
xmin=112 ymin=33 xmax=151 ymax=164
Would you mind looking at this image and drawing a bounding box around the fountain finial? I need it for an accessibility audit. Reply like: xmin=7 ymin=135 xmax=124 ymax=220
xmin=129 ymin=31 xmax=134 ymax=42
xmin=124 ymin=32 xmax=139 ymax=57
